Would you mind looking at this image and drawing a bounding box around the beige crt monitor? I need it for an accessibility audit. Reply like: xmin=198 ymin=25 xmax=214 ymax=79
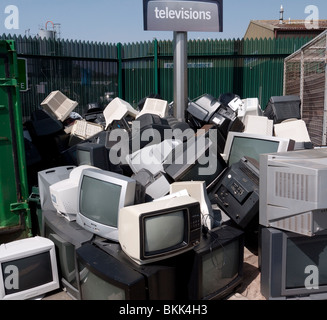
xmin=274 ymin=119 xmax=311 ymax=143
xmin=243 ymin=115 xmax=273 ymax=136
xmin=103 ymin=97 xmax=139 ymax=130
xmin=41 ymin=90 xmax=78 ymax=121
xmin=136 ymin=98 xmax=168 ymax=119
xmin=169 ymin=181 xmax=215 ymax=230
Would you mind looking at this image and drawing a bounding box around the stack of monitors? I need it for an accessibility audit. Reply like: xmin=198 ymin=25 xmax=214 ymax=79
xmin=259 ymin=148 xmax=327 ymax=300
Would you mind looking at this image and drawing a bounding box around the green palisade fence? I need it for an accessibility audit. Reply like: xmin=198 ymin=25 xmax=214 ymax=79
xmin=0 ymin=34 xmax=313 ymax=119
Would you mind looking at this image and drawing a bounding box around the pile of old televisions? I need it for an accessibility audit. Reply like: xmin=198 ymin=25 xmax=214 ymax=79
xmin=14 ymin=91 xmax=322 ymax=301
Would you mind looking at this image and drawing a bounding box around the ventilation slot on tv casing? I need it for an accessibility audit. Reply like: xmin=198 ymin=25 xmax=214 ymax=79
xmin=275 ymin=172 xmax=309 ymax=201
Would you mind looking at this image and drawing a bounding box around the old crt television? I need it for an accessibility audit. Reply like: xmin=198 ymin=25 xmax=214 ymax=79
xmin=43 ymin=210 xmax=94 ymax=300
xmin=41 ymin=90 xmax=78 ymax=121
xmin=163 ymin=136 xmax=227 ymax=192
xmin=49 ymin=165 xmax=97 ymax=221
xmin=170 ymin=181 xmax=217 ymax=231
xmin=222 ymin=131 xmax=295 ymax=167
xmin=0 ymin=236 xmax=59 ymax=300
xmin=126 ymin=139 xmax=182 ymax=175
xmin=187 ymin=94 xmax=221 ymax=123
xmin=188 ymin=224 xmax=244 ymax=300
xmin=263 ymin=95 xmax=301 ymax=124
xmin=103 ymin=97 xmax=139 ymax=130
xmin=211 ymin=157 xmax=260 ymax=229
xmin=76 ymin=243 xmax=147 ymax=300
xmin=136 ymin=97 xmax=168 ymax=119
xmin=93 ymin=240 xmax=178 ymax=300
xmin=118 ymin=195 xmax=202 ymax=265
xmin=76 ymin=168 xmax=136 ymax=242
xmin=76 ymin=142 xmax=110 ymax=171
xmin=259 ymin=148 xmax=327 ymax=237
xmin=38 ymin=165 xmax=76 ymax=211
xmin=261 ymin=227 xmax=327 ymax=300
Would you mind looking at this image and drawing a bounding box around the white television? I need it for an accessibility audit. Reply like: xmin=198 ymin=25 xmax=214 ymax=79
xmin=118 ymin=195 xmax=202 ymax=265
xmin=273 ymin=119 xmax=312 ymax=150
xmin=70 ymin=120 xmax=104 ymax=140
xmin=169 ymin=181 xmax=216 ymax=230
xmin=222 ymin=131 xmax=295 ymax=166
xmin=41 ymin=90 xmax=78 ymax=121
xmin=136 ymin=98 xmax=168 ymax=119
xmin=259 ymin=148 xmax=327 ymax=236
xmin=38 ymin=165 xmax=76 ymax=212
xmin=238 ymin=97 xmax=261 ymax=122
xmin=49 ymin=165 xmax=98 ymax=221
xmin=126 ymin=139 xmax=182 ymax=175
xmin=76 ymin=168 xmax=136 ymax=242
xmin=103 ymin=97 xmax=139 ymax=130
xmin=243 ymin=115 xmax=273 ymax=136
xmin=0 ymin=236 xmax=59 ymax=300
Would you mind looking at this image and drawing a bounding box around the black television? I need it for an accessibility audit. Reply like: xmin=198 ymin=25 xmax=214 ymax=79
xmin=93 ymin=239 xmax=178 ymax=300
xmin=261 ymin=227 xmax=327 ymax=300
xmin=76 ymin=243 xmax=147 ymax=300
xmin=263 ymin=95 xmax=301 ymax=124
xmin=188 ymin=224 xmax=244 ymax=300
xmin=76 ymin=142 xmax=110 ymax=170
xmin=42 ymin=210 xmax=94 ymax=300
xmin=163 ymin=135 xmax=227 ymax=193
xmin=210 ymin=157 xmax=260 ymax=229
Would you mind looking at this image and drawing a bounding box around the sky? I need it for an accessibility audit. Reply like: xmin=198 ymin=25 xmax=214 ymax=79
xmin=2 ymin=0 xmax=327 ymax=44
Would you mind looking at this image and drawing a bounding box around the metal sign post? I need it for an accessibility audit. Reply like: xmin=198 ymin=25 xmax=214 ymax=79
xmin=143 ymin=0 xmax=223 ymax=121
xmin=173 ymin=31 xmax=188 ymax=121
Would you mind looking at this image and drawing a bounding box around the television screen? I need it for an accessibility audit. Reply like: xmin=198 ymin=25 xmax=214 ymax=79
xmin=118 ymin=195 xmax=202 ymax=265
xmin=0 ymin=236 xmax=59 ymax=300
xmin=76 ymin=142 xmax=110 ymax=171
xmin=188 ymin=224 xmax=244 ymax=300
xmin=223 ymin=131 xmax=295 ymax=167
xmin=76 ymin=168 xmax=136 ymax=242
xmin=76 ymin=243 xmax=147 ymax=300
xmin=261 ymin=227 xmax=327 ymax=300
xmin=93 ymin=239 xmax=178 ymax=300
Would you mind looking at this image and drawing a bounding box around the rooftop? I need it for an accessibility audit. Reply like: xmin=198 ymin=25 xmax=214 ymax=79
xmin=249 ymin=19 xmax=327 ymax=31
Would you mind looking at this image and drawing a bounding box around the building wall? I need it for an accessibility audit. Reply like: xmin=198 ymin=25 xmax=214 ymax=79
xmin=244 ymin=23 xmax=274 ymax=40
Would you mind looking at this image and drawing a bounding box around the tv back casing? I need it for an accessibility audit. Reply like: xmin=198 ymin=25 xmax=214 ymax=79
xmin=259 ymin=148 xmax=327 ymax=236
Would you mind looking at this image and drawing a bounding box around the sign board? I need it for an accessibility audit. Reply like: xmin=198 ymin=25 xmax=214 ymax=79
xmin=17 ymin=58 xmax=28 ymax=92
xmin=143 ymin=0 xmax=223 ymax=32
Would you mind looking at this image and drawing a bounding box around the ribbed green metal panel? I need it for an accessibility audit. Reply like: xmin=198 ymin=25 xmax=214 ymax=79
xmin=0 ymin=40 xmax=31 ymax=242
xmin=0 ymin=34 xmax=313 ymax=117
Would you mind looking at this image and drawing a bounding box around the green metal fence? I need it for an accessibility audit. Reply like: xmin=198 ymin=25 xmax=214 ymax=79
xmin=0 ymin=34 xmax=313 ymax=119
